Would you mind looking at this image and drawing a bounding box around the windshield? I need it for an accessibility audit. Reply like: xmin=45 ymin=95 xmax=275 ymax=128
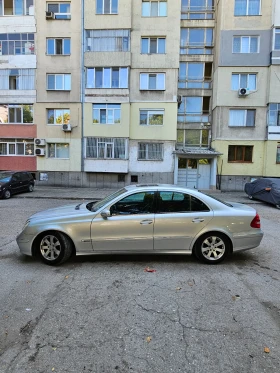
xmin=87 ymin=188 xmax=127 ymax=212
xmin=0 ymin=173 xmax=12 ymax=183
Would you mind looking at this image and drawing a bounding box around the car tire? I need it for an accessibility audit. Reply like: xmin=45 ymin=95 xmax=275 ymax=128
xmin=194 ymin=232 xmax=231 ymax=264
xmin=37 ymin=231 xmax=73 ymax=266
xmin=28 ymin=183 xmax=34 ymax=192
xmin=248 ymin=195 xmax=254 ymax=200
xmin=276 ymin=204 xmax=280 ymax=210
xmin=3 ymin=189 xmax=11 ymax=199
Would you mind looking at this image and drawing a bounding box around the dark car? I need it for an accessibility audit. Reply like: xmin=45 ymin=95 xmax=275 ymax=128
xmin=244 ymin=178 xmax=280 ymax=209
xmin=0 ymin=171 xmax=35 ymax=199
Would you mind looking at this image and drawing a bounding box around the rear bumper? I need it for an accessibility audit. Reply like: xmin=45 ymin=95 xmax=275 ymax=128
xmin=232 ymin=231 xmax=264 ymax=252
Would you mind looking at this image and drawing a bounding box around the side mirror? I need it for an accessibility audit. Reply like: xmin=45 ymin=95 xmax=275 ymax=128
xmin=101 ymin=209 xmax=110 ymax=219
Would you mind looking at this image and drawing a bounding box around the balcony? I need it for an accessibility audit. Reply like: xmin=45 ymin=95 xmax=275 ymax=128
xmin=177 ymin=113 xmax=211 ymax=124
xmin=181 ymin=5 xmax=215 ymax=20
xmin=178 ymin=79 xmax=212 ymax=89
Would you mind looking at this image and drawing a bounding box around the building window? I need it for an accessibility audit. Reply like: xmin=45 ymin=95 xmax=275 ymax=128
xmin=47 ymin=38 xmax=71 ymax=55
xmin=138 ymin=143 xmax=163 ymax=160
xmin=0 ymin=138 xmax=34 ymax=156
xmin=86 ymin=137 xmax=127 ymax=159
xmin=47 ymin=109 xmax=70 ymax=125
xmin=234 ymin=0 xmax=260 ymax=16
xmin=0 ymin=33 xmax=34 ymax=55
xmin=47 ymin=3 xmax=71 ymax=19
xmin=181 ymin=0 xmax=214 ymax=20
xmin=142 ymin=1 xmax=167 ymax=17
xmin=233 ymin=36 xmax=259 ymax=53
xmin=268 ymin=104 xmax=280 ymax=126
xmin=274 ymin=29 xmax=280 ymax=50
xmin=180 ymin=28 xmax=213 ymax=55
xmin=228 ymin=145 xmax=253 ymax=162
xmin=140 ymin=109 xmax=164 ymax=125
xmin=48 ymin=143 xmax=69 ymax=158
xmin=276 ymin=145 xmax=280 ymax=164
xmin=0 ymin=69 xmax=35 ymax=90
xmin=96 ymin=0 xmax=118 ymax=14
xmin=141 ymin=37 xmax=166 ymax=54
xmin=229 ymin=109 xmax=256 ymax=127
xmin=178 ymin=96 xmax=210 ymax=123
xmin=0 ymin=0 xmax=33 ymax=16
xmin=177 ymin=129 xmax=209 ymax=148
xmin=179 ymin=62 xmax=212 ymax=89
xmin=140 ymin=73 xmax=165 ymax=90
xmin=47 ymin=74 xmax=71 ymax=90
xmin=231 ymin=73 xmax=256 ymax=90
xmin=86 ymin=30 xmax=130 ymax=52
xmin=0 ymin=104 xmax=33 ymax=124
xmin=93 ymin=104 xmax=121 ymax=124
xmin=86 ymin=67 xmax=128 ymax=88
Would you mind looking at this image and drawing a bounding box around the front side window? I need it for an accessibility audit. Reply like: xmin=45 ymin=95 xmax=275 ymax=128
xmin=229 ymin=109 xmax=256 ymax=127
xmin=233 ymin=36 xmax=259 ymax=53
xmin=86 ymin=137 xmax=127 ymax=159
xmin=0 ymin=0 xmax=34 ymax=16
xmin=140 ymin=109 xmax=164 ymax=125
xmin=0 ymin=138 xmax=34 ymax=155
xmin=141 ymin=37 xmax=166 ymax=54
xmin=93 ymin=104 xmax=121 ymax=124
xmin=0 ymin=33 xmax=34 ymax=55
xmin=180 ymin=28 xmax=213 ymax=55
xmin=268 ymin=104 xmax=280 ymax=126
xmin=138 ymin=143 xmax=163 ymax=160
xmin=228 ymin=145 xmax=253 ymax=162
xmin=274 ymin=29 xmax=280 ymax=50
xmin=0 ymin=69 xmax=35 ymax=90
xmin=142 ymin=1 xmax=167 ymax=17
xmin=111 ymin=191 xmax=155 ymax=215
xmin=140 ymin=73 xmax=165 ymax=90
xmin=96 ymin=0 xmax=118 ymax=14
xmin=277 ymin=145 xmax=280 ymax=164
xmin=234 ymin=0 xmax=260 ymax=16
xmin=47 ymin=74 xmax=71 ymax=90
xmin=177 ymin=129 xmax=209 ymax=148
xmin=0 ymin=104 xmax=33 ymax=124
xmin=86 ymin=30 xmax=130 ymax=52
xmin=86 ymin=68 xmax=128 ymax=88
xmin=47 ymin=38 xmax=71 ymax=55
xmin=47 ymin=3 xmax=71 ymax=19
xmin=47 ymin=109 xmax=70 ymax=124
xmin=48 ymin=143 xmax=69 ymax=158
xmin=179 ymin=62 xmax=212 ymax=89
xmin=157 ymin=191 xmax=210 ymax=213
xmin=231 ymin=73 xmax=256 ymax=90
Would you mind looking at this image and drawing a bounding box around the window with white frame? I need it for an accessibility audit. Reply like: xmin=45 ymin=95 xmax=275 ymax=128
xmin=0 ymin=69 xmax=35 ymax=90
xmin=274 ymin=29 xmax=280 ymax=50
xmin=142 ymin=1 xmax=167 ymax=17
xmin=0 ymin=138 xmax=34 ymax=156
xmin=180 ymin=28 xmax=213 ymax=55
xmin=229 ymin=109 xmax=256 ymax=127
xmin=140 ymin=109 xmax=164 ymax=125
xmin=96 ymin=0 xmax=118 ymax=14
xmin=86 ymin=137 xmax=127 ymax=159
xmin=267 ymin=104 xmax=280 ymax=126
xmin=86 ymin=30 xmax=130 ymax=52
xmin=0 ymin=0 xmax=34 ymax=16
xmin=0 ymin=104 xmax=33 ymax=124
xmin=177 ymin=129 xmax=209 ymax=148
xmin=47 ymin=109 xmax=70 ymax=125
xmin=234 ymin=0 xmax=260 ymax=16
xmin=233 ymin=36 xmax=259 ymax=53
xmin=47 ymin=3 xmax=71 ymax=19
xmin=93 ymin=104 xmax=121 ymax=124
xmin=86 ymin=67 xmax=128 ymax=88
xmin=0 ymin=33 xmax=34 ymax=55
xmin=231 ymin=73 xmax=256 ymax=90
xmin=181 ymin=0 xmax=214 ymax=20
xmin=276 ymin=145 xmax=280 ymax=164
xmin=140 ymin=73 xmax=165 ymax=90
xmin=138 ymin=143 xmax=163 ymax=160
xmin=141 ymin=37 xmax=166 ymax=54
xmin=47 ymin=38 xmax=71 ymax=55
xmin=48 ymin=143 xmax=69 ymax=158
xmin=47 ymin=74 xmax=71 ymax=90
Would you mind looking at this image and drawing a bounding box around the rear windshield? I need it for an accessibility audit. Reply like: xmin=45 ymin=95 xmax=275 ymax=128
xmin=203 ymin=193 xmax=233 ymax=207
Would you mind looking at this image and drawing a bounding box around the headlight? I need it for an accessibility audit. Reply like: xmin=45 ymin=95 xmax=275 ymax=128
xmin=22 ymin=219 xmax=30 ymax=231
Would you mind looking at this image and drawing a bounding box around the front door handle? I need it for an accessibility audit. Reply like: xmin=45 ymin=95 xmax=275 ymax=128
xmin=140 ymin=220 xmax=153 ymax=225
xmin=192 ymin=218 xmax=205 ymax=223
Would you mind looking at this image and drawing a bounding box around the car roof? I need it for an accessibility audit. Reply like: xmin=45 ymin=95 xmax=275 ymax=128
xmin=124 ymin=184 xmax=201 ymax=193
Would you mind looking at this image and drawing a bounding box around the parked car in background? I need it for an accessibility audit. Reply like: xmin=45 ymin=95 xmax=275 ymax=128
xmin=244 ymin=178 xmax=280 ymax=209
xmin=0 ymin=171 xmax=35 ymax=199
xmin=17 ymin=184 xmax=263 ymax=266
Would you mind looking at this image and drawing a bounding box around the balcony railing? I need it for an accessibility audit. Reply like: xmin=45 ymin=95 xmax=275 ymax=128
xmin=177 ymin=113 xmax=211 ymax=123
xmin=178 ymin=79 xmax=212 ymax=89
xmin=181 ymin=6 xmax=215 ymax=20
xmin=180 ymin=45 xmax=214 ymax=55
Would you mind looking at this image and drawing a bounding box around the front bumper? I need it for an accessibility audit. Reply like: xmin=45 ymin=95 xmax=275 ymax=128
xmin=16 ymin=232 xmax=34 ymax=256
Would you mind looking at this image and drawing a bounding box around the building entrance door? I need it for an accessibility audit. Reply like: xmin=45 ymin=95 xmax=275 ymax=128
xmin=177 ymin=158 xmax=210 ymax=190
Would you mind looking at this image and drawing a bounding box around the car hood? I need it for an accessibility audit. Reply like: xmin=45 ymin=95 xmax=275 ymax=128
xmin=29 ymin=203 xmax=94 ymax=221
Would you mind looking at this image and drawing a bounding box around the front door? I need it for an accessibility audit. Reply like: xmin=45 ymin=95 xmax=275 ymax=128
xmin=177 ymin=158 xmax=211 ymax=190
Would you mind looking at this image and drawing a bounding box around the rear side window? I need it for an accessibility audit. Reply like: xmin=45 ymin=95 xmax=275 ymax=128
xmin=157 ymin=191 xmax=210 ymax=213
xmin=21 ymin=172 xmax=30 ymax=181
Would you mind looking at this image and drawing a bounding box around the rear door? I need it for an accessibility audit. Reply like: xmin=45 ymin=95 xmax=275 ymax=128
xmin=10 ymin=173 xmax=24 ymax=194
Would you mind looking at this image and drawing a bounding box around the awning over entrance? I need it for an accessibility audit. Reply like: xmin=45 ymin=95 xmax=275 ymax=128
xmin=173 ymin=148 xmax=222 ymax=159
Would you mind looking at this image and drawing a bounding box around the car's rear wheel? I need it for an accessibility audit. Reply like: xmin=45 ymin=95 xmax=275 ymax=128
xmin=194 ymin=233 xmax=231 ymax=264
xmin=248 ymin=195 xmax=253 ymax=200
xmin=3 ymin=189 xmax=11 ymax=199
xmin=28 ymin=183 xmax=34 ymax=192
xmin=38 ymin=231 xmax=73 ymax=265
xmin=276 ymin=204 xmax=280 ymax=210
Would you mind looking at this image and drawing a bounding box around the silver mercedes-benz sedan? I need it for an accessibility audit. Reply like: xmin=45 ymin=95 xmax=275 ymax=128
xmin=17 ymin=184 xmax=264 ymax=266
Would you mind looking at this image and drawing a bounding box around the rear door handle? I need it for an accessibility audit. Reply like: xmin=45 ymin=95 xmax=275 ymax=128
xmin=140 ymin=220 xmax=153 ymax=225
xmin=192 ymin=218 xmax=205 ymax=223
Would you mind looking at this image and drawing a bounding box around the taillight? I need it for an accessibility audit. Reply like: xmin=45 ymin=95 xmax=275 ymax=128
xmin=250 ymin=213 xmax=261 ymax=228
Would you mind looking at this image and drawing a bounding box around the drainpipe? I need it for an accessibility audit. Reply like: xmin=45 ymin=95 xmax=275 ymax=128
xmin=80 ymin=0 xmax=85 ymax=173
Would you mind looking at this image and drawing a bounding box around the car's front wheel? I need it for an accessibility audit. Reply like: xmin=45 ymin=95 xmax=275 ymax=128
xmin=194 ymin=233 xmax=231 ymax=264
xmin=3 ymin=189 xmax=11 ymax=199
xmin=37 ymin=231 xmax=73 ymax=265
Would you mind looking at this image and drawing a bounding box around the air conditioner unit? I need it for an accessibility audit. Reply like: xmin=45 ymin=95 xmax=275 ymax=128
xmin=238 ymin=88 xmax=249 ymax=96
xmin=34 ymin=138 xmax=46 ymax=146
xmin=46 ymin=11 xmax=55 ymax=19
xmin=35 ymin=148 xmax=45 ymax=156
xmin=62 ymin=124 xmax=72 ymax=132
